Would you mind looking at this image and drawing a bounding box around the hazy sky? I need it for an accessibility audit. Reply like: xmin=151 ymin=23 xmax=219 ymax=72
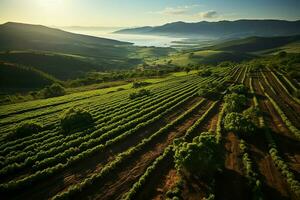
xmin=0 ymin=0 xmax=299 ymax=27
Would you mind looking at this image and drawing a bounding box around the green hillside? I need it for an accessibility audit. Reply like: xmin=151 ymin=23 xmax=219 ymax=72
xmin=0 ymin=62 xmax=56 ymax=92
xmin=210 ymin=35 xmax=300 ymax=53
xmin=0 ymin=51 xmax=99 ymax=80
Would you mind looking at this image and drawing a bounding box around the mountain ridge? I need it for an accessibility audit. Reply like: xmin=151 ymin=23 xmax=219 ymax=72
xmin=115 ymin=19 xmax=300 ymax=38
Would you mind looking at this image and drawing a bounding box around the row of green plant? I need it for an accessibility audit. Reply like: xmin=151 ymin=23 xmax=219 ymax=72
xmin=239 ymin=139 xmax=264 ymax=200
xmin=0 ymin=77 xmax=194 ymax=155
xmin=262 ymin=124 xmax=300 ymax=197
xmin=49 ymin=92 xmax=212 ymax=200
xmin=0 ymin=73 xmax=191 ymax=132
xmin=268 ymin=68 xmax=300 ymax=103
xmin=0 ymin=83 xmax=207 ymax=191
xmin=123 ymin=100 xmax=219 ymax=199
xmin=256 ymin=81 xmax=300 ymax=198
xmin=259 ymin=81 xmax=300 ymax=140
xmin=0 ymin=80 xmax=202 ymax=177
xmin=224 ymin=81 xmax=264 ymax=199
xmin=123 ymin=146 xmax=173 ymax=200
xmin=1 ymin=77 xmax=201 ymax=164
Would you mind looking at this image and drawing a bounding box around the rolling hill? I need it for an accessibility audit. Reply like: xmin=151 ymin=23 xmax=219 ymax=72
xmin=209 ymin=35 xmax=300 ymax=53
xmin=115 ymin=20 xmax=300 ymax=38
xmin=0 ymin=22 xmax=174 ymax=86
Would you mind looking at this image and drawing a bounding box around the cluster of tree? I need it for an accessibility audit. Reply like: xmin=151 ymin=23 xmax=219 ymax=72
xmin=224 ymin=93 xmax=247 ymax=113
xmin=129 ymin=89 xmax=151 ymax=99
xmin=174 ymin=132 xmax=224 ymax=179
xmin=67 ymin=69 xmax=175 ymax=87
xmin=223 ymin=85 xmax=260 ymax=136
xmin=60 ymin=108 xmax=94 ymax=133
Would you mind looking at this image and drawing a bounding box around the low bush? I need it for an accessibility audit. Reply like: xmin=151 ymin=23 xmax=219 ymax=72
xmin=174 ymin=132 xmax=223 ymax=178
xmin=198 ymin=69 xmax=212 ymax=77
xmin=224 ymin=93 xmax=247 ymax=113
xmin=224 ymin=112 xmax=256 ymax=135
xmin=60 ymin=108 xmax=94 ymax=133
xmin=129 ymin=89 xmax=151 ymax=99
xmin=42 ymin=83 xmax=66 ymax=98
xmin=132 ymin=81 xmax=150 ymax=88
xmin=229 ymin=84 xmax=248 ymax=95
xmin=10 ymin=121 xmax=42 ymax=139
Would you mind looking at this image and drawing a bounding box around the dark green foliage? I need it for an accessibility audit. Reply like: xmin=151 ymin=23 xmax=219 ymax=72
xmin=42 ymin=83 xmax=66 ymax=98
xmin=10 ymin=121 xmax=42 ymax=139
xmin=184 ymin=67 xmax=191 ymax=74
xmin=129 ymin=89 xmax=151 ymax=99
xmin=198 ymin=69 xmax=212 ymax=77
xmin=132 ymin=81 xmax=150 ymax=88
xmin=224 ymin=112 xmax=256 ymax=135
xmin=0 ymin=62 xmax=54 ymax=91
xmin=174 ymin=132 xmax=223 ymax=178
xmin=224 ymin=93 xmax=247 ymax=113
xmin=198 ymin=80 xmax=226 ymax=100
xmin=229 ymin=84 xmax=248 ymax=95
xmin=243 ymin=106 xmax=261 ymax=123
xmin=60 ymin=108 xmax=94 ymax=133
xmin=166 ymin=179 xmax=184 ymax=200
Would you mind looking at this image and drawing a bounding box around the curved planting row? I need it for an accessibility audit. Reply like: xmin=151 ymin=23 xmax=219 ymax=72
xmin=0 ymin=77 xmax=207 ymax=180
xmin=50 ymin=98 xmax=215 ymax=200
xmin=0 ymin=77 xmax=214 ymax=188
xmin=123 ymin=101 xmax=220 ymax=200
xmin=260 ymin=70 xmax=300 ymax=129
xmin=0 ymin=76 xmax=202 ymax=159
xmin=256 ymin=80 xmax=300 ymax=198
xmin=259 ymin=77 xmax=300 ymax=140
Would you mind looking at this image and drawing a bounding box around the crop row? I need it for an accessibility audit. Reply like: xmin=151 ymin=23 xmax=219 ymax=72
xmin=239 ymin=139 xmax=263 ymax=199
xmin=0 ymin=76 xmax=201 ymax=159
xmin=122 ymin=101 xmax=219 ymax=200
xmin=0 ymin=78 xmax=210 ymax=188
xmin=267 ymin=68 xmax=300 ymax=104
xmin=50 ymin=96 xmax=212 ymax=200
xmin=256 ymin=81 xmax=300 ymax=198
xmin=0 ymin=77 xmax=205 ymax=178
xmin=259 ymin=81 xmax=300 ymax=140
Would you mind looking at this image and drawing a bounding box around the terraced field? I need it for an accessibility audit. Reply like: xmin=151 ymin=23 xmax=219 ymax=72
xmin=0 ymin=65 xmax=299 ymax=200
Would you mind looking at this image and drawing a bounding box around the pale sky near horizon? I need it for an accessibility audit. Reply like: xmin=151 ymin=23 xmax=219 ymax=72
xmin=0 ymin=0 xmax=299 ymax=27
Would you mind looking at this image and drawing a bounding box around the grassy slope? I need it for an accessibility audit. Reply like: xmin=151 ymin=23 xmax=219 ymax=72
xmin=0 ymin=51 xmax=98 ymax=80
xmin=210 ymin=35 xmax=300 ymax=53
xmin=0 ymin=62 xmax=56 ymax=93
xmin=0 ymin=22 xmax=174 ymax=91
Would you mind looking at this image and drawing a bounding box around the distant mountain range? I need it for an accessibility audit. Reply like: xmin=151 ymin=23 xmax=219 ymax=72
xmin=115 ymin=19 xmax=300 ymax=38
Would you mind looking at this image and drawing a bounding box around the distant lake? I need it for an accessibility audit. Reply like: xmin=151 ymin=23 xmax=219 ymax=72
xmin=61 ymin=28 xmax=186 ymax=47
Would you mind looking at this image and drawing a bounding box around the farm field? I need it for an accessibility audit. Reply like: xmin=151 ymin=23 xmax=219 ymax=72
xmin=0 ymin=64 xmax=299 ymax=200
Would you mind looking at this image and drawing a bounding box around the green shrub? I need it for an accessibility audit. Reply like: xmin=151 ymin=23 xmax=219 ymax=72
xmin=243 ymin=106 xmax=261 ymax=126
xmin=224 ymin=112 xmax=256 ymax=135
xmin=229 ymin=84 xmax=248 ymax=95
xmin=132 ymin=82 xmax=150 ymax=88
xmin=174 ymin=132 xmax=223 ymax=178
xmin=42 ymin=83 xmax=65 ymax=98
xmin=198 ymin=69 xmax=212 ymax=77
xmin=224 ymin=93 xmax=247 ymax=113
xmin=10 ymin=121 xmax=42 ymax=139
xmin=60 ymin=108 xmax=94 ymax=132
xmin=129 ymin=89 xmax=151 ymax=99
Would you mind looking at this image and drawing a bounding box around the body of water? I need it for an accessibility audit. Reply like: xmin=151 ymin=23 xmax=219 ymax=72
xmin=62 ymin=28 xmax=186 ymax=47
